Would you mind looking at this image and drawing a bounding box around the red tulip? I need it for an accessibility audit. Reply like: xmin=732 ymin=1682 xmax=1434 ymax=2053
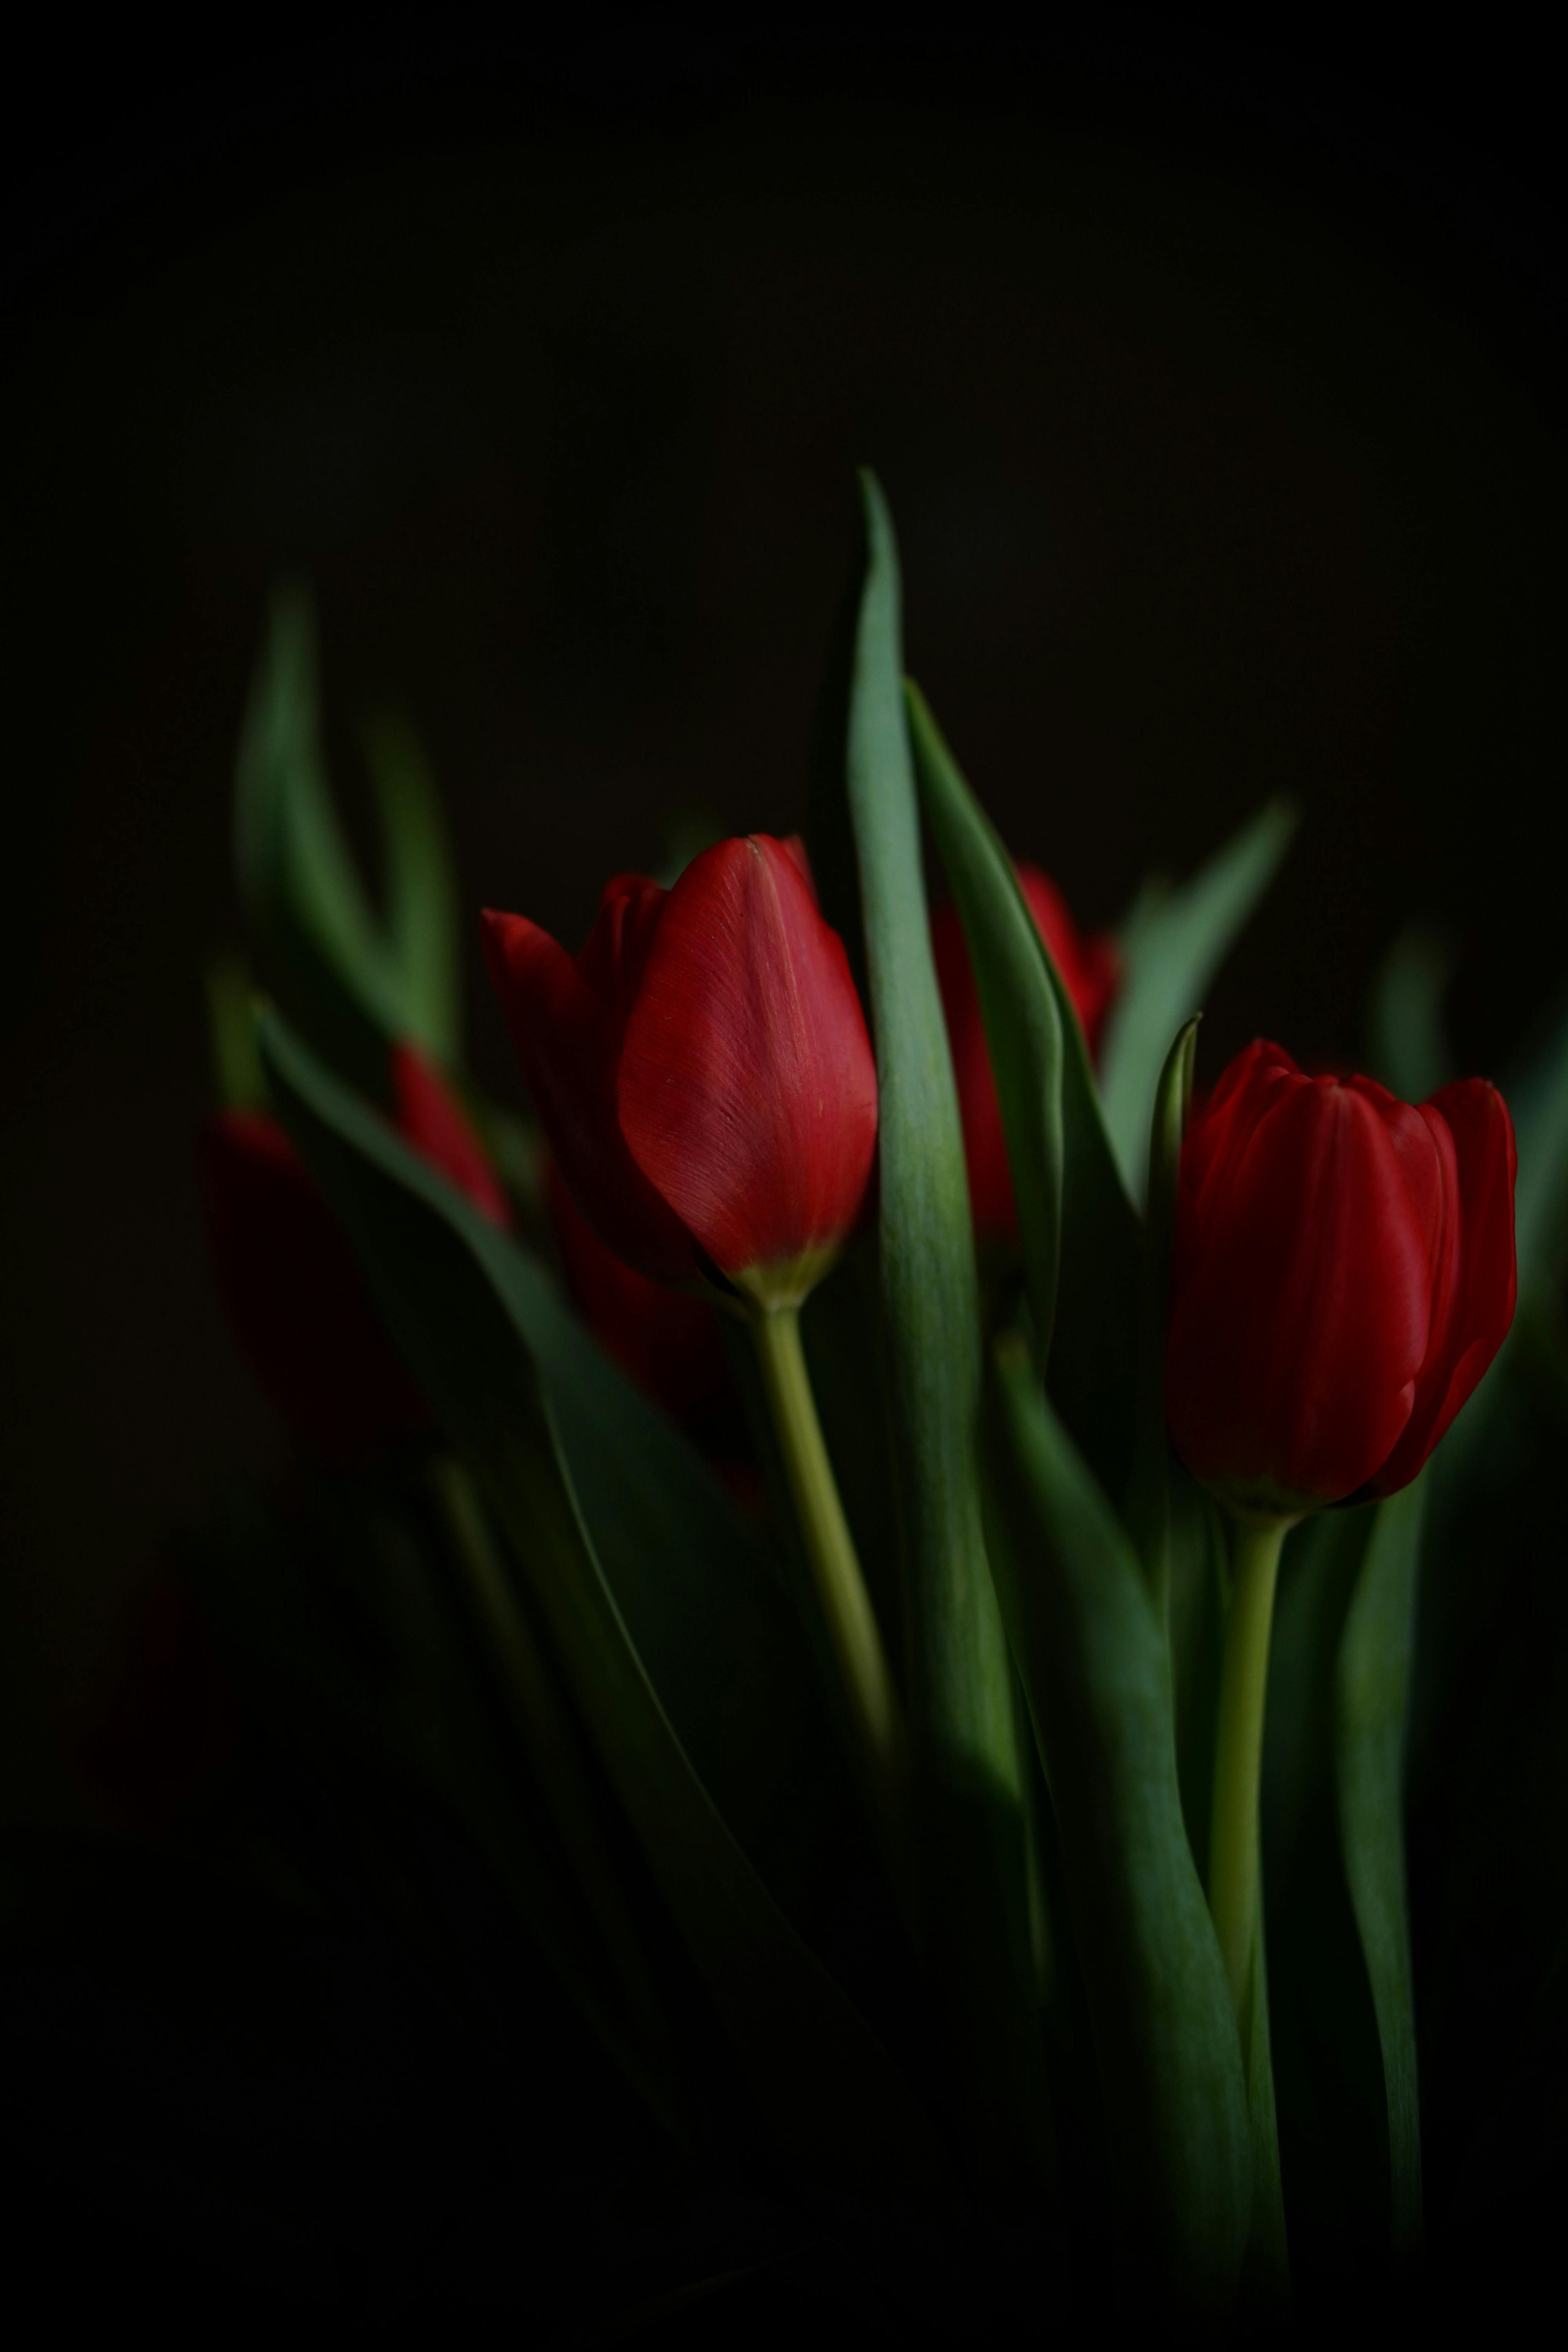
xmin=1165 ymin=1040 xmax=1517 ymax=1512
xmin=482 ymin=834 xmax=877 ymax=1308
xmin=932 ymin=861 xmax=1120 ymax=1241
xmin=199 ymin=1042 xmax=510 ymax=1459
xmin=546 ymin=1156 xmax=729 ymax=1422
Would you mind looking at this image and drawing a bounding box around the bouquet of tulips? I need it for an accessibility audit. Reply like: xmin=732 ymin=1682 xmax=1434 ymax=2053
xmin=179 ymin=472 xmax=1565 ymax=2332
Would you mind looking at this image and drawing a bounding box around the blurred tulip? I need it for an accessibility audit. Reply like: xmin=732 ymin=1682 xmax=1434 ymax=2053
xmin=199 ymin=1042 xmax=509 ymax=1460
xmin=483 ymin=835 xmax=877 ymax=1310
xmin=1165 ymin=1039 xmax=1517 ymax=1513
xmin=932 ymin=861 xmax=1119 ymax=1241
xmin=546 ymin=1157 xmax=729 ymax=1423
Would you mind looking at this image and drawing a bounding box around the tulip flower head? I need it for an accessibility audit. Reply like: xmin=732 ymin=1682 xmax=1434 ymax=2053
xmin=200 ymin=1041 xmax=509 ymax=1459
xmin=933 ymin=861 xmax=1120 ymax=1241
xmin=1165 ymin=1040 xmax=1517 ymax=1515
xmin=483 ymin=835 xmax=878 ymax=1312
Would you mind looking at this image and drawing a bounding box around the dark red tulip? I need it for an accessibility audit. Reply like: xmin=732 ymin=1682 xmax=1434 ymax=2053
xmin=483 ymin=834 xmax=877 ymax=1308
xmin=199 ymin=1043 xmax=509 ymax=1460
xmin=546 ymin=1156 xmax=729 ymax=1422
xmin=1165 ymin=1039 xmax=1517 ymax=1512
xmin=932 ymin=861 xmax=1120 ymax=1241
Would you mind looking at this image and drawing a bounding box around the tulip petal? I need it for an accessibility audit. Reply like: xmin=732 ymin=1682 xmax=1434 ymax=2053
xmin=1168 ymin=1069 xmax=1435 ymax=1505
xmin=1370 ymin=1079 xmax=1517 ymax=1492
xmin=617 ymin=836 xmax=878 ymax=1285
xmin=481 ymin=905 xmax=696 ymax=1283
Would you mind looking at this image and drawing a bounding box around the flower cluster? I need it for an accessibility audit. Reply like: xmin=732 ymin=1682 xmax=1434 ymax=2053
xmin=188 ymin=492 xmax=1527 ymax=2325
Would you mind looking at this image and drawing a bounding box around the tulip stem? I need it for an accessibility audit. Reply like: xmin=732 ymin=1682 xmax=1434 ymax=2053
xmin=1208 ymin=1511 xmax=1294 ymax=2020
xmin=749 ymin=1304 xmax=908 ymax=1832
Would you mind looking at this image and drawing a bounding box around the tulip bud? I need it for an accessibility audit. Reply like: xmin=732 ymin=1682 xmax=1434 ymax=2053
xmin=199 ymin=1042 xmax=509 ymax=1460
xmin=932 ymin=861 xmax=1119 ymax=1241
xmin=482 ymin=834 xmax=878 ymax=1311
xmin=1165 ymin=1040 xmax=1517 ymax=1514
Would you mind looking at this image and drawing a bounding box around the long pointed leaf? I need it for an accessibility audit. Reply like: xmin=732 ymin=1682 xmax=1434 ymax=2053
xmin=1335 ymin=1473 xmax=1426 ymax=2261
xmin=236 ymin=589 xmax=405 ymax=1094
xmin=1100 ymin=803 xmax=1295 ymax=1206
xmin=906 ymin=680 xmax=1063 ymax=1365
xmin=985 ymin=1341 xmax=1251 ymax=2311
xmin=905 ymin=680 xmax=1141 ymax=1504
xmin=832 ymin=472 xmax=1049 ymax=2198
xmin=361 ymin=711 xmax=461 ymax=1064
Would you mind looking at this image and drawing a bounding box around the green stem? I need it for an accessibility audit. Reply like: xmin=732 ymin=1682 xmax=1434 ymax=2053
xmin=749 ymin=1305 xmax=907 ymax=1831
xmin=1208 ymin=1511 xmax=1293 ymax=2018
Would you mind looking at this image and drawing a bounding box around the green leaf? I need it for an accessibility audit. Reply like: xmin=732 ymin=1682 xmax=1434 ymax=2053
xmin=255 ymin=1004 xmax=951 ymax=2210
xmin=361 ymin=711 xmax=461 ymax=1065
xmin=1100 ymin=803 xmax=1296 ymax=1207
xmin=204 ymin=953 xmax=268 ymax=1111
xmin=1261 ymin=1499 xmax=1417 ymax=2288
xmin=1366 ymin=922 xmax=1455 ymax=1105
xmin=1509 ymin=988 xmax=1568 ymax=1303
xmin=904 ymin=677 xmax=1142 ymax=1510
xmin=832 ymin=472 xmax=1049 ymax=2199
xmin=1240 ymin=1898 xmax=1288 ymax=2298
xmin=236 ymin=589 xmax=406 ymax=1094
xmin=1334 ymin=1473 xmax=1426 ymax=2261
xmin=984 ymin=1340 xmax=1251 ymax=2312
xmin=906 ymin=680 xmax=1063 ymax=1366
xmin=1126 ymin=1019 xmax=1200 ymax=1608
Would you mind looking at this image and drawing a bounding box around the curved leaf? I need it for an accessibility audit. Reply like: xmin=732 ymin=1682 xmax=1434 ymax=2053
xmin=256 ymin=1005 xmax=951 ymax=2211
xmin=985 ymin=1340 xmax=1251 ymax=2312
xmin=1334 ymin=1473 xmax=1426 ymax=2260
xmin=236 ymin=589 xmax=405 ymax=1094
xmin=906 ymin=680 xmax=1063 ymax=1367
xmin=827 ymin=472 xmax=1050 ymax=2201
xmin=361 ymin=711 xmax=461 ymax=1064
xmin=904 ymin=678 xmax=1142 ymax=1515
xmin=1100 ymin=803 xmax=1295 ymax=1207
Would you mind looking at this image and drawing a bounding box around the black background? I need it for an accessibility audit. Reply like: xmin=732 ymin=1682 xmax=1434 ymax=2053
xmin=4 ymin=8 xmax=1567 ymax=2330
xmin=8 ymin=8 xmax=1568 ymax=1809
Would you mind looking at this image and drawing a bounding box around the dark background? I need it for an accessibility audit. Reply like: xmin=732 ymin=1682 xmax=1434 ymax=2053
xmin=4 ymin=14 xmax=1567 ymax=1816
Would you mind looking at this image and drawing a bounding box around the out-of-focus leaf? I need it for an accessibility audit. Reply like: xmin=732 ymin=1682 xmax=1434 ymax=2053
xmin=984 ymin=1341 xmax=1251 ymax=2311
xmin=1099 ymin=803 xmax=1296 ymax=1207
xmin=828 ymin=471 xmax=1049 ymax=2201
xmin=1262 ymin=1495 xmax=1421 ymax=2294
xmin=361 ymin=711 xmax=461 ymax=1065
xmin=905 ymin=680 xmax=1142 ymax=1507
xmin=1508 ymin=988 xmax=1568 ymax=1302
xmin=236 ymin=589 xmax=404 ymax=1095
xmin=1334 ymin=1473 xmax=1426 ymax=2262
xmin=205 ymin=954 xmax=268 ymax=1111
xmin=1366 ymin=922 xmax=1455 ymax=1106
xmin=428 ymin=1452 xmax=679 ymax=2129
xmin=907 ymin=680 xmax=1063 ymax=1366
xmin=256 ymin=1005 xmax=951 ymax=2211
